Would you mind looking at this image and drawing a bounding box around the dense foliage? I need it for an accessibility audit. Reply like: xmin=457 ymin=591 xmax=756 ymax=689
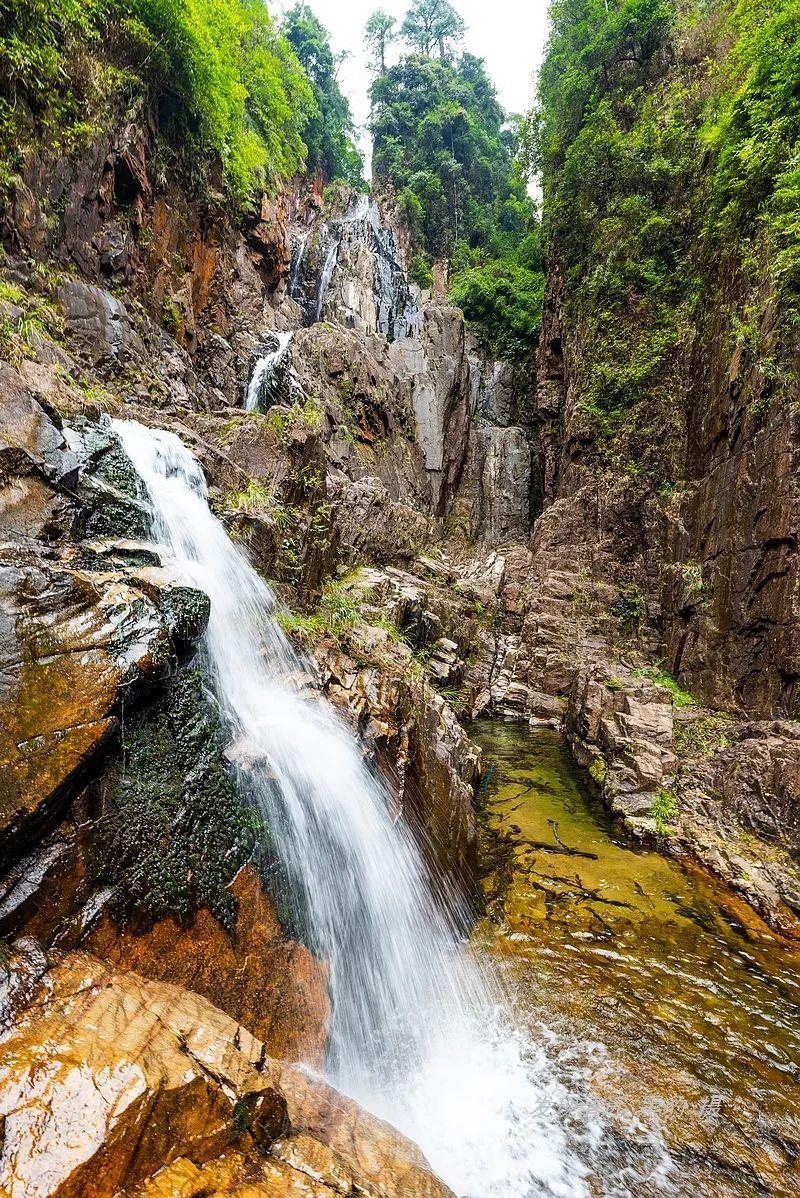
xmin=703 ymin=0 xmax=800 ymax=319
xmin=535 ymin=0 xmax=800 ymax=469
xmin=283 ymin=5 xmax=364 ymax=188
xmin=368 ymin=1 xmax=543 ymax=359
xmin=0 ymin=0 xmax=361 ymax=203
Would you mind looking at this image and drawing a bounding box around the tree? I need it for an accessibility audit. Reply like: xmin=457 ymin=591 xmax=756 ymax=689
xmin=283 ymin=4 xmax=364 ymax=185
xmin=401 ymin=0 xmax=466 ymax=60
xmin=365 ymin=9 xmax=396 ymax=74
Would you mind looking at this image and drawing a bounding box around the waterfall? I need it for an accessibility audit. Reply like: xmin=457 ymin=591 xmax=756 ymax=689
xmin=290 ymin=195 xmax=420 ymax=341
xmin=112 ymin=417 xmax=592 ymax=1198
xmin=245 ymin=331 xmax=294 ymax=411
xmin=289 ymin=229 xmax=312 ymax=296
xmin=314 ymin=233 xmax=341 ymax=322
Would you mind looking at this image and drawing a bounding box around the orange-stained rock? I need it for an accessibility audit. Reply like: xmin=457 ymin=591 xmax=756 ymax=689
xmin=0 ymin=549 xmax=209 ymax=867
xmin=85 ymin=866 xmax=330 ymax=1066
xmin=0 ymin=832 xmax=328 ymax=1068
xmin=0 ymin=949 xmax=455 ymax=1198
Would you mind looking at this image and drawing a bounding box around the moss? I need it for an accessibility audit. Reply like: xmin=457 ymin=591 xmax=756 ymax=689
xmin=634 ymin=665 xmax=695 ymax=708
xmin=162 ymin=294 xmax=182 ymax=339
xmin=589 ymin=758 xmax=608 ymax=786
xmin=611 ymin=584 xmax=645 ymax=632
xmin=673 ymin=715 xmax=732 ymax=758
xmin=91 ymin=668 xmax=256 ymax=933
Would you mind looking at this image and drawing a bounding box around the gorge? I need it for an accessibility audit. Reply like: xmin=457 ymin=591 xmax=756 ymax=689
xmin=0 ymin=1 xmax=799 ymax=1196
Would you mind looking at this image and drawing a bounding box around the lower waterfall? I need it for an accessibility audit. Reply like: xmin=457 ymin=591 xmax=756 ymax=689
xmin=113 ymin=418 xmax=597 ymax=1198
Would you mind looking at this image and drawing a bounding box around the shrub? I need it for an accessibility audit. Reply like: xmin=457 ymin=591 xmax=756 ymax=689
xmin=450 ymin=259 xmax=544 ymax=360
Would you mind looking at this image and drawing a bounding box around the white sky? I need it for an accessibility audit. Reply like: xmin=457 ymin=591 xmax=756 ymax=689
xmin=273 ymin=1 xmax=550 ymax=162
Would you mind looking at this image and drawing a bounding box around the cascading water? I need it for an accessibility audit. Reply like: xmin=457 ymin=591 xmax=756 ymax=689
xmin=112 ymin=417 xmax=622 ymax=1198
xmin=245 ymin=330 xmax=294 ymax=411
xmin=290 ymin=194 xmax=420 ymax=341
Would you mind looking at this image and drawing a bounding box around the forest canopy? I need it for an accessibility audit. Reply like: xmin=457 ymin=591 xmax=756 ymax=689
xmin=367 ymin=0 xmax=544 ymax=359
xmin=0 ymin=0 xmax=362 ymax=203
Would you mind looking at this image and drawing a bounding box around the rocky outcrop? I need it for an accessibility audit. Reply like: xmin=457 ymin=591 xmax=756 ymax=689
xmin=0 ymin=374 xmax=212 ymax=868
xmin=0 ymin=548 xmax=207 ymax=864
xmin=388 ymin=304 xmax=473 ymax=511
xmin=308 ymin=567 xmax=482 ymax=894
xmin=0 ymin=945 xmax=454 ymax=1198
xmin=0 ymin=819 xmax=329 ymax=1065
xmin=4 ymin=116 xmax=290 ymax=372
xmin=566 ymin=664 xmax=677 ymax=818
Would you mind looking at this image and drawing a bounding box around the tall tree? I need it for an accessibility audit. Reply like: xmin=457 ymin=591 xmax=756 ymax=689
xmin=283 ymin=4 xmax=363 ymax=185
xmin=365 ymin=9 xmax=396 ymax=74
xmin=401 ymin=0 xmax=465 ymax=60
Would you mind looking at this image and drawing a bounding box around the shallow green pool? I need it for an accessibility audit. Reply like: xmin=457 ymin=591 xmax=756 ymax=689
xmin=469 ymin=720 xmax=800 ymax=1197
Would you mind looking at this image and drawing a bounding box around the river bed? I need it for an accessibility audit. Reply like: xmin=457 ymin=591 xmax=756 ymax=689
xmin=468 ymin=721 xmax=800 ymax=1198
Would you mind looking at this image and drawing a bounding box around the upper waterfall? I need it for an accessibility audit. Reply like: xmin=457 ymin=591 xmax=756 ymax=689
xmin=289 ymin=194 xmax=421 ymax=342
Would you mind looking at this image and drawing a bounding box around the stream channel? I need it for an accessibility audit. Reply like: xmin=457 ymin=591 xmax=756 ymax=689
xmin=468 ymin=721 xmax=800 ymax=1198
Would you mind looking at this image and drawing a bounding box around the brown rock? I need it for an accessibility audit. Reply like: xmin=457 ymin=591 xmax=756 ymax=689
xmin=85 ymin=865 xmax=330 ymax=1066
xmin=0 ymin=949 xmax=454 ymax=1198
xmin=0 ymin=550 xmax=208 ymax=866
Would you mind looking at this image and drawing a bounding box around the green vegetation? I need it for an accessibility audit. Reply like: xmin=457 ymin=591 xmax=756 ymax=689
xmin=93 ymin=669 xmax=256 ymax=931
xmin=589 ymin=758 xmax=607 ymax=786
xmin=283 ymin=5 xmax=364 ymax=187
xmin=634 ymin=664 xmax=694 ymax=708
xmin=650 ymin=787 xmax=677 ymax=836
xmin=367 ymin=1 xmax=543 ymax=359
xmin=673 ymin=715 xmax=732 ymax=758
xmin=278 ymin=576 xmax=363 ymax=644
xmin=611 ymin=584 xmax=645 ymax=633
xmin=226 ymin=479 xmax=274 ymax=515
xmin=0 ymin=0 xmax=360 ymax=205
xmin=703 ymin=0 xmax=800 ymax=322
xmin=534 ymin=0 xmax=800 ymax=469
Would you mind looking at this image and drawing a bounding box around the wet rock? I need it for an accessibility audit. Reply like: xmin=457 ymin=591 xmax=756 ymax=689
xmin=0 ymin=549 xmax=209 ymax=868
xmin=0 ymin=362 xmax=69 ymax=486
xmin=57 ymin=280 xmax=144 ymax=365
xmin=85 ymin=865 xmax=330 ymax=1065
xmin=0 ymin=822 xmax=328 ymax=1065
xmin=311 ymin=620 xmax=480 ymax=893
xmin=0 ymin=949 xmax=454 ymax=1198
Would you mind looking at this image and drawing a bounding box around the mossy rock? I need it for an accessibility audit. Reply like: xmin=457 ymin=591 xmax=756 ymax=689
xmin=90 ymin=668 xmax=257 ymax=933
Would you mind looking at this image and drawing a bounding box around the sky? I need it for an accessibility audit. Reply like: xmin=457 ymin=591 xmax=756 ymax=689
xmin=273 ymin=1 xmax=551 ymax=163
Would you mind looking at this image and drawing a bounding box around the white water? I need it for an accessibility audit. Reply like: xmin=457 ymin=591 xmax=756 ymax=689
xmin=113 ymin=418 xmax=598 ymax=1198
xmin=245 ymin=330 xmax=294 ymax=411
xmin=301 ymin=193 xmax=418 ymax=339
xmin=312 ymin=196 xmax=370 ymax=321
xmin=289 ymin=229 xmax=312 ymax=295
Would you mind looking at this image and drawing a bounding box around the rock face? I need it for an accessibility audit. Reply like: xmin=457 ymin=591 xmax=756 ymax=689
xmin=0 ymin=946 xmax=454 ymax=1198
xmin=0 ymin=376 xmax=212 ymax=869
xmin=0 ymin=548 xmax=207 ymax=866
xmin=307 ymin=565 xmax=482 ymax=893
xmin=388 ymin=304 xmax=472 ymax=511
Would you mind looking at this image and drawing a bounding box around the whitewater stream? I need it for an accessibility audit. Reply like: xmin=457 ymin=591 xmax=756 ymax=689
xmin=113 ymin=419 xmax=799 ymax=1198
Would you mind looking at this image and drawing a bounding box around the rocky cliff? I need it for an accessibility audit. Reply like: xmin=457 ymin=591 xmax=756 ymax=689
xmin=0 ymin=88 xmax=502 ymax=1194
xmin=522 ymin=0 xmax=800 ymax=934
